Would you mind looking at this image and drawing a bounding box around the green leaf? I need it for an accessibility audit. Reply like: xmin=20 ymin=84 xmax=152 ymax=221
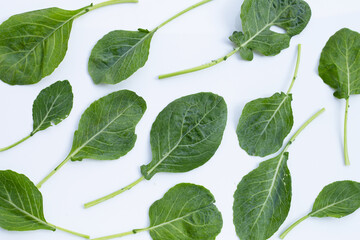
xmin=233 ymin=152 xmax=291 ymax=240
xmin=0 ymin=170 xmax=55 ymax=231
xmin=236 ymin=92 xmax=293 ymax=157
xmin=280 ymin=181 xmax=360 ymax=239
xmin=32 ymin=80 xmax=73 ymax=135
xmin=318 ymin=28 xmax=360 ymax=99
xmin=141 ymin=92 xmax=227 ymax=180
xmin=69 ymin=90 xmax=146 ymax=161
xmin=148 ymin=183 xmax=223 ymax=240
xmin=88 ymin=29 xmax=155 ymax=84
xmin=230 ymin=0 xmax=311 ymax=59
xmin=0 ymin=7 xmax=87 ymax=85
xmin=310 ymin=181 xmax=360 ymax=218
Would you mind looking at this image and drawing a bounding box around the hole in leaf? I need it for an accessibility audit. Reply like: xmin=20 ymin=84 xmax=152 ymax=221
xmin=270 ymin=25 xmax=286 ymax=34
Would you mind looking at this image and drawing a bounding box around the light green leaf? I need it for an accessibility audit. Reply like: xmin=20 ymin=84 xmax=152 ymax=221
xmin=88 ymin=29 xmax=155 ymax=84
xmin=0 ymin=7 xmax=87 ymax=85
xmin=318 ymin=28 xmax=360 ymax=99
xmin=0 ymin=170 xmax=55 ymax=231
xmin=230 ymin=0 xmax=311 ymax=59
xmin=233 ymin=152 xmax=291 ymax=240
xmin=236 ymin=92 xmax=293 ymax=157
xmin=32 ymin=80 xmax=73 ymax=135
xmin=141 ymin=92 xmax=227 ymax=180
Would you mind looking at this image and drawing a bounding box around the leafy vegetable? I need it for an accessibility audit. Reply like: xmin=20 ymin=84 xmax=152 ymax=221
xmin=92 ymin=183 xmax=223 ymax=240
xmin=0 ymin=170 xmax=89 ymax=238
xmin=36 ymin=90 xmax=146 ymax=188
xmin=0 ymin=0 xmax=138 ymax=85
xmin=88 ymin=0 xmax=211 ymax=84
xmin=0 ymin=80 xmax=73 ymax=152
xmin=159 ymin=0 xmax=311 ymax=79
xmin=236 ymin=45 xmax=301 ymax=157
xmin=84 ymin=92 xmax=227 ymax=208
xmin=280 ymin=180 xmax=360 ymax=239
xmin=318 ymin=28 xmax=360 ymax=166
xmin=233 ymin=108 xmax=325 ymax=240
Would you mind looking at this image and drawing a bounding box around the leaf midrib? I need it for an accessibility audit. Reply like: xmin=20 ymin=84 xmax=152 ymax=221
xmin=309 ymin=195 xmax=356 ymax=217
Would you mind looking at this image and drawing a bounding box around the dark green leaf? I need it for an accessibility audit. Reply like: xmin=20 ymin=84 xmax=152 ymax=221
xmin=310 ymin=181 xmax=360 ymax=218
xmin=236 ymin=92 xmax=293 ymax=157
xmin=140 ymin=92 xmax=227 ymax=180
xmin=0 ymin=170 xmax=55 ymax=231
xmin=233 ymin=152 xmax=291 ymax=240
xmin=88 ymin=29 xmax=155 ymax=84
xmin=230 ymin=0 xmax=311 ymax=59
xmin=0 ymin=7 xmax=87 ymax=85
xmin=318 ymin=28 xmax=360 ymax=99
xmin=148 ymin=183 xmax=223 ymax=240
xmin=32 ymin=80 xmax=73 ymax=135
xmin=69 ymin=90 xmax=146 ymax=161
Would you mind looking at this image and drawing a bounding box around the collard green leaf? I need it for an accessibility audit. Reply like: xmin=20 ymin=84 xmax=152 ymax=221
xmin=32 ymin=80 xmax=73 ymax=135
xmin=0 ymin=7 xmax=87 ymax=85
xmin=318 ymin=28 xmax=360 ymax=99
xmin=0 ymin=170 xmax=55 ymax=231
xmin=310 ymin=181 xmax=360 ymax=218
xmin=236 ymin=92 xmax=293 ymax=157
xmin=233 ymin=152 xmax=291 ymax=240
xmin=148 ymin=183 xmax=223 ymax=240
xmin=88 ymin=29 xmax=155 ymax=84
xmin=230 ymin=0 xmax=311 ymax=60
xmin=69 ymin=90 xmax=146 ymax=161
xmin=140 ymin=92 xmax=227 ymax=180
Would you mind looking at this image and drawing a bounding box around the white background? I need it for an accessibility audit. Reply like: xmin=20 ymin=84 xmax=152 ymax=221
xmin=0 ymin=0 xmax=360 ymax=239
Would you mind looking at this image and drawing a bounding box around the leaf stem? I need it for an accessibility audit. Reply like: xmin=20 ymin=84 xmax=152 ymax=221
xmin=282 ymin=108 xmax=325 ymax=153
xmin=87 ymin=0 xmax=138 ymax=12
xmin=92 ymin=228 xmax=148 ymax=240
xmin=286 ymin=44 xmax=302 ymax=94
xmin=50 ymin=224 xmax=90 ymax=239
xmin=279 ymin=215 xmax=309 ymax=239
xmin=158 ymin=47 xmax=240 ymax=79
xmin=36 ymin=155 xmax=72 ymax=188
xmin=0 ymin=134 xmax=31 ymax=152
xmin=155 ymin=0 xmax=212 ymax=30
xmin=84 ymin=176 xmax=145 ymax=208
xmin=344 ymin=98 xmax=350 ymax=166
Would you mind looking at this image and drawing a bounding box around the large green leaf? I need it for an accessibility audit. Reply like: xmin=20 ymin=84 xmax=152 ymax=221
xmin=69 ymin=90 xmax=146 ymax=161
xmin=318 ymin=28 xmax=360 ymax=99
xmin=233 ymin=152 xmax=291 ymax=240
xmin=32 ymin=80 xmax=73 ymax=135
xmin=0 ymin=7 xmax=87 ymax=85
xmin=236 ymin=92 xmax=293 ymax=157
xmin=148 ymin=183 xmax=223 ymax=240
xmin=140 ymin=92 xmax=227 ymax=180
xmin=0 ymin=170 xmax=55 ymax=231
xmin=310 ymin=181 xmax=360 ymax=218
xmin=88 ymin=29 xmax=155 ymax=84
xmin=230 ymin=0 xmax=311 ymax=60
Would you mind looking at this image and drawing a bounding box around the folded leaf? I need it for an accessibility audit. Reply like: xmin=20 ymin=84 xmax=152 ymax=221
xmin=32 ymin=80 xmax=73 ymax=135
xmin=89 ymin=29 xmax=155 ymax=84
xmin=230 ymin=0 xmax=311 ymax=60
xmin=0 ymin=170 xmax=55 ymax=231
xmin=141 ymin=92 xmax=227 ymax=180
xmin=233 ymin=152 xmax=291 ymax=240
xmin=237 ymin=92 xmax=293 ymax=157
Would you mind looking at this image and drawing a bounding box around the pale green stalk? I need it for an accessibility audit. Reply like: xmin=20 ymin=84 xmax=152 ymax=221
xmin=344 ymin=98 xmax=350 ymax=166
xmin=279 ymin=215 xmax=309 ymax=239
xmin=0 ymin=135 xmax=31 ymax=152
xmin=49 ymin=223 xmax=90 ymax=239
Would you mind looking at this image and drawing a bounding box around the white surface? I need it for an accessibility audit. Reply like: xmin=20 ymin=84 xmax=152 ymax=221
xmin=0 ymin=0 xmax=360 ymax=239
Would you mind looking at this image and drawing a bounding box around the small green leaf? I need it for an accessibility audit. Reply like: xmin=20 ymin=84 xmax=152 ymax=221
xmin=0 ymin=170 xmax=55 ymax=231
xmin=88 ymin=29 xmax=155 ymax=84
xmin=0 ymin=7 xmax=86 ymax=85
xmin=236 ymin=92 xmax=293 ymax=157
xmin=141 ymin=92 xmax=227 ymax=180
xmin=233 ymin=152 xmax=291 ymax=240
xmin=230 ymin=0 xmax=311 ymax=60
xmin=32 ymin=80 xmax=73 ymax=135
xmin=318 ymin=28 xmax=360 ymax=99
